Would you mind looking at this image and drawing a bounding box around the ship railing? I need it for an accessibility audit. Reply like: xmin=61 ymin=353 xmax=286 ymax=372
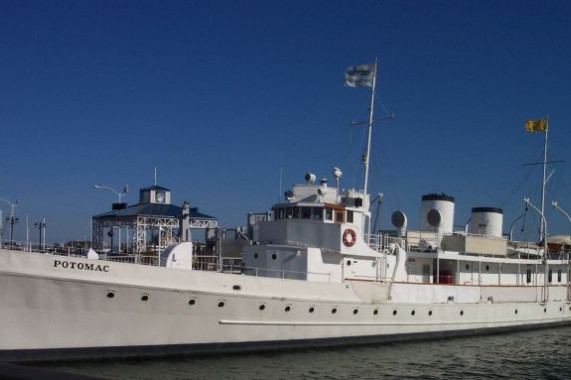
xmin=0 ymin=239 xmax=87 ymax=257
xmin=105 ymin=255 xmax=158 ymax=266
xmin=192 ymin=255 xmax=332 ymax=281
xmin=365 ymin=234 xmax=403 ymax=254
xmin=365 ymin=234 xmax=383 ymax=252
xmin=242 ymin=266 xmax=332 ymax=281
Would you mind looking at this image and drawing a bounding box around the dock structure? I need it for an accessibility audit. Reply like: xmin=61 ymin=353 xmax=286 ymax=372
xmin=92 ymin=185 xmax=216 ymax=254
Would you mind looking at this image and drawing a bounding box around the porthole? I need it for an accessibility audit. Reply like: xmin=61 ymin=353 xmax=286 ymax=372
xmin=106 ymin=292 xmax=115 ymax=299
xmin=233 ymin=285 xmax=241 ymax=291
xmin=259 ymin=304 xmax=266 ymax=311
xmin=188 ymin=299 xmax=196 ymax=305
xmin=460 ymin=310 xmax=464 ymax=316
xmin=346 ymin=260 xmax=351 ymax=266
xmin=411 ymin=310 xmax=415 ymax=316
xmin=544 ymin=308 xmax=547 ymax=313
xmin=373 ymin=309 xmax=379 ymax=315
xmin=515 ymin=309 xmax=518 ymax=315
xmin=141 ymin=295 xmax=149 ymax=301
xmin=271 ymin=253 xmax=277 ymax=260
xmin=428 ymin=310 xmax=433 ymax=316
xmin=284 ymin=305 xmax=291 ymax=312
xmin=353 ymin=309 xmax=359 ymax=315
xmin=560 ymin=307 xmax=563 ymax=312
xmin=331 ymin=308 xmax=337 ymax=314
xmin=309 ymin=306 xmax=315 ymax=313
xmin=393 ymin=310 xmax=397 ymax=316
xmin=218 ymin=301 xmax=225 ymax=308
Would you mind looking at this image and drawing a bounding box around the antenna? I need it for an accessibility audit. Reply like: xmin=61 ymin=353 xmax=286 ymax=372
xmin=279 ymin=155 xmax=283 ymax=202
xmin=154 ymin=166 xmax=157 ymax=186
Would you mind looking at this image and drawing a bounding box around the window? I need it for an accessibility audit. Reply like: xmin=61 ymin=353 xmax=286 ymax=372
xmin=325 ymin=208 xmax=333 ymax=220
xmin=286 ymin=207 xmax=293 ymax=219
xmin=558 ymin=269 xmax=562 ymax=283
xmin=548 ymin=269 xmax=553 ymax=283
xmin=301 ymin=207 xmax=311 ymax=219
xmin=347 ymin=210 xmax=354 ymax=223
xmin=336 ymin=211 xmax=344 ymax=223
xmin=293 ymin=207 xmax=301 ymax=219
xmin=526 ymin=269 xmax=532 ymax=284
xmin=312 ymin=207 xmax=322 ymax=220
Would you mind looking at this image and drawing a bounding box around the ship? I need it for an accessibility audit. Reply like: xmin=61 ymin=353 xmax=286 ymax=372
xmin=0 ymin=63 xmax=570 ymax=362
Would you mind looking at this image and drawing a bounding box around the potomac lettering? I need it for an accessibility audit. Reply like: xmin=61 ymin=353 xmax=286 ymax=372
xmin=53 ymin=260 xmax=109 ymax=272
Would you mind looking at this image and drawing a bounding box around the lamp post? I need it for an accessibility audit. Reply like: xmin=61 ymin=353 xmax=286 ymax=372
xmin=0 ymin=198 xmax=19 ymax=248
xmin=524 ymin=197 xmax=549 ymax=302
xmin=93 ymin=184 xmax=128 ymax=252
xmin=552 ymin=201 xmax=571 ymax=236
xmin=34 ymin=218 xmax=46 ymax=252
xmin=93 ymin=184 xmax=129 ymax=203
xmin=509 ymin=211 xmax=528 ymax=241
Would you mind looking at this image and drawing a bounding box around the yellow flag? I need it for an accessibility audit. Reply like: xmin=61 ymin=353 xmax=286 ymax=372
xmin=524 ymin=118 xmax=548 ymax=133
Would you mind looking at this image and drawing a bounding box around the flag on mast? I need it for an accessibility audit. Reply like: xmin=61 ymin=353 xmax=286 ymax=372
xmin=344 ymin=63 xmax=375 ymax=87
xmin=524 ymin=118 xmax=548 ymax=133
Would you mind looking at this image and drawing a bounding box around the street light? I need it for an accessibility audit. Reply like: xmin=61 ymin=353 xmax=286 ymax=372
xmin=93 ymin=184 xmax=129 ymax=203
xmin=93 ymin=184 xmax=129 ymax=253
xmin=509 ymin=211 xmax=527 ymax=241
xmin=34 ymin=218 xmax=46 ymax=252
xmin=551 ymin=201 xmax=571 ymax=236
xmin=0 ymin=197 xmax=19 ymax=248
xmin=524 ymin=197 xmax=549 ymax=302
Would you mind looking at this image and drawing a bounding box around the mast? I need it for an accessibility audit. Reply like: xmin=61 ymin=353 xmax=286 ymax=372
xmin=540 ymin=119 xmax=550 ymax=302
xmin=539 ymin=118 xmax=549 ymax=241
xmin=363 ymin=58 xmax=378 ymax=195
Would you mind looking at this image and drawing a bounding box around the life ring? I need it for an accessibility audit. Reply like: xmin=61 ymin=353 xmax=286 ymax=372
xmin=343 ymin=229 xmax=357 ymax=247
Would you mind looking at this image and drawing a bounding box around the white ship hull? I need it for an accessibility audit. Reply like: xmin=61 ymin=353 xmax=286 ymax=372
xmin=1 ymin=249 xmax=570 ymax=362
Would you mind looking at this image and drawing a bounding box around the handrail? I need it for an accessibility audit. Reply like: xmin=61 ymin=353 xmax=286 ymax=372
xmin=0 ymin=243 xmax=334 ymax=282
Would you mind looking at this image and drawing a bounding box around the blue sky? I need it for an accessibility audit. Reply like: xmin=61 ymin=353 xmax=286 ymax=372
xmin=1 ymin=0 xmax=570 ymax=243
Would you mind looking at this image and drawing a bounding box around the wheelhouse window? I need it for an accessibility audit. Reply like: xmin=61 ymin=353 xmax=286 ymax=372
xmin=548 ymin=269 xmax=552 ymax=283
xmin=558 ymin=269 xmax=562 ymax=283
xmin=526 ymin=269 xmax=532 ymax=284
xmin=347 ymin=210 xmax=354 ymax=223
xmin=336 ymin=211 xmax=344 ymax=223
xmin=274 ymin=206 xmax=325 ymax=221
xmin=325 ymin=208 xmax=333 ymax=221
xmin=312 ymin=207 xmax=322 ymax=220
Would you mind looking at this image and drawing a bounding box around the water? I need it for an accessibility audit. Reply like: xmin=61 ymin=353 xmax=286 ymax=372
xmin=40 ymin=327 xmax=571 ymax=379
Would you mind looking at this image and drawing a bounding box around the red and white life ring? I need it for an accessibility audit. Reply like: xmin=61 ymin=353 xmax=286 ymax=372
xmin=343 ymin=229 xmax=357 ymax=247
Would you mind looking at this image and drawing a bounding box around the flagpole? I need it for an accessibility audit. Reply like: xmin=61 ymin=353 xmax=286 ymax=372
xmin=540 ymin=116 xmax=549 ymax=302
xmin=363 ymin=58 xmax=377 ymax=195
xmin=540 ymin=116 xmax=549 ymax=241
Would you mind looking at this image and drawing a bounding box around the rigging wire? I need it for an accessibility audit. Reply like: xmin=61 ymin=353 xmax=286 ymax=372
xmin=375 ymin=92 xmax=391 ymax=117
xmin=367 ymin=94 xmax=399 ymax=230
xmin=498 ymin=164 xmax=536 ymax=209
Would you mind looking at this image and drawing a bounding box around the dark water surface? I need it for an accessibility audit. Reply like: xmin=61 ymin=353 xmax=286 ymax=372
xmin=40 ymin=326 xmax=571 ymax=379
